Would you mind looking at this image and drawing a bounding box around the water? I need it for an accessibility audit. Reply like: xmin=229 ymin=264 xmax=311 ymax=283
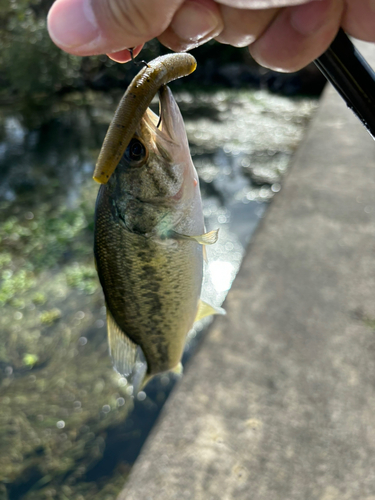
xmin=0 ymin=89 xmax=318 ymax=499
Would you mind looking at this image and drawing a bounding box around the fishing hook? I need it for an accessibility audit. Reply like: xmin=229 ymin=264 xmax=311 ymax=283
xmin=128 ymin=47 xmax=149 ymax=68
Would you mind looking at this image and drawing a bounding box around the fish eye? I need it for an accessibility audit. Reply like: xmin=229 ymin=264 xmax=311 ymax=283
xmin=125 ymin=138 xmax=148 ymax=167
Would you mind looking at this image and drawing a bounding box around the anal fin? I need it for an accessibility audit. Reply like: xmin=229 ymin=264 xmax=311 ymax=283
xmin=132 ymin=361 xmax=152 ymax=395
xmin=195 ymin=299 xmax=226 ymax=322
xmin=107 ymin=308 xmax=137 ymax=377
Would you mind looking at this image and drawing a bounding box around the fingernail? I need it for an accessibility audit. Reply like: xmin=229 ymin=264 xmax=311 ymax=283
xmin=48 ymin=0 xmax=101 ymax=52
xmin=170 ymin=0 xmax=223 ymax=51
xmin=290 ymin=0 xmax=331 ymax=36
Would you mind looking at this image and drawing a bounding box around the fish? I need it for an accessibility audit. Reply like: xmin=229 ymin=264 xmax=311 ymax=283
xmin=94 ymin=54 xmax=224 ymax=392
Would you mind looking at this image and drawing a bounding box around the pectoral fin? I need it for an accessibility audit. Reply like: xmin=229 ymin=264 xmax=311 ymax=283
xmin=171 ymin=229 xmax=219 ymax=246
xmin=195 ymin=299 xmax=226 ymax=322
xmin=107 ymin=309 xmax=137 ymax=377
xmin=192 ymin=229 xmax=219 ymax=245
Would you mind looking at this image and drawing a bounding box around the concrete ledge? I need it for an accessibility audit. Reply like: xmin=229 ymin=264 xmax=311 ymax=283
xmin=119 ymin=41 xmax=375 ymax=500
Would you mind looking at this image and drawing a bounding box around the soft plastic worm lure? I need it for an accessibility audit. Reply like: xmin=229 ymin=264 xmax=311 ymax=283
xmin=93 ymin=53 xmax=197 ymax=184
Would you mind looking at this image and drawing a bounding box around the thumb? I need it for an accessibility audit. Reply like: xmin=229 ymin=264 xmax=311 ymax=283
xmin=47 ymin=0 xmax=184 ymax=56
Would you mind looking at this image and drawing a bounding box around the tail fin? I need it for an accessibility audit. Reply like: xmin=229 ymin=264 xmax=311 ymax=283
xmin=131 ymin=361 xmax=183 ymax=395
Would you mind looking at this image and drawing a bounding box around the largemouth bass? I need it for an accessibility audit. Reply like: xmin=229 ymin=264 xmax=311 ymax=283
xmin=94 ymin=54 xmax=223 ymax=392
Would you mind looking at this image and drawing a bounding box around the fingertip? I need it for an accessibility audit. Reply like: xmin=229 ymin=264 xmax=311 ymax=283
xmin=214 ymin=5 xmax=278 ymax=48
xmin=342 ymin=0 xmax=375 ymax=43
xmin=47 ymin=0 xmax=102 ymax=55
xmin=158 ymin=0 xmax=223 ymax=52
xmin=48 ymin=0 xmax=183 ymax=56
xmin=107 ymin=45 xmax=144 ymax=63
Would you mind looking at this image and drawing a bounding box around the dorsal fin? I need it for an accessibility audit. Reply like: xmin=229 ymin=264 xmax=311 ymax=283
xmin=107 ymin=308 xmax=137 ymax=376
xmin=194 ymin=299 xmax=226 ymax=322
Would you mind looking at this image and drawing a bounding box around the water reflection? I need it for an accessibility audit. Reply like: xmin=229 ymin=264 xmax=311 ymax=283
xmin=0 ymin=89 xmax=317 ymax=499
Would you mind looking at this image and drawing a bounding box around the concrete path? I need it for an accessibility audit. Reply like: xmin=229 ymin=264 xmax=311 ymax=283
xmin=119 ymin=41 xmax=375 ymax=500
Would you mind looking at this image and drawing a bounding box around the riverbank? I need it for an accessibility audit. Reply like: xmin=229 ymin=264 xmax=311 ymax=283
xmin=119 ymin=40 xmax=375 ymax=500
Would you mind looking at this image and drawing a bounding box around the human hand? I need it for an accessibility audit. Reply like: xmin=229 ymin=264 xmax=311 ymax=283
xmin=47 ymin=0 xmax=375 ymax=72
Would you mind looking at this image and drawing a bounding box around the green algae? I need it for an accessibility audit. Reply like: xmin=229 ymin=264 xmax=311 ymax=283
xmin=65 ymin=265 xmax=98 ymax=295
xmin=22 ymin=353 xmax=39 ymax=368
xmin=0 ymin=269 xmax=35 ymax=305
xmin=0 ymin=206 xmax=90 ymax=271
xmin=39 ymin=309 xmax=62 ymax=326
xmin=33 ymin=293 xmax=47 ymax=305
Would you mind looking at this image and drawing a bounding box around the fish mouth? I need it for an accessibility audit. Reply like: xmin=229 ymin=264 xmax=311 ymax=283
xmin=143 ymin=85 xmax=189 ymax=149
xmin=137 ymin=85 xmax=195 ymax=205
xmin=158 ymin=85 xmax=179 ymax=142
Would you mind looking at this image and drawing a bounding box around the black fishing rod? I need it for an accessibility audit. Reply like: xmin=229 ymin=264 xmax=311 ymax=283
xmin=315 ymin=28 xmax=375 ymax=140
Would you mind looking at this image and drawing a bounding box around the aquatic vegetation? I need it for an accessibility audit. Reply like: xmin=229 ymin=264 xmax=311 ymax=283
xmin=39 ymin=309 xmax=62 ymax=325
xmin=0 ymin=201 xmax=91 ymax=272
xmin=0 ymin=268 xmax=35 ymax=305
xmin=0 ymin=252 xmax=12 ymax=268
xmin=0 ymin=278 xmax=134 ymax=497
xmin=33 ymin=293 xmax=47 ymax=305
xmin=65 ymin=264 xmax=98 ymax=295
xmin=22 ymin=352 xmax=39 ymax=368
